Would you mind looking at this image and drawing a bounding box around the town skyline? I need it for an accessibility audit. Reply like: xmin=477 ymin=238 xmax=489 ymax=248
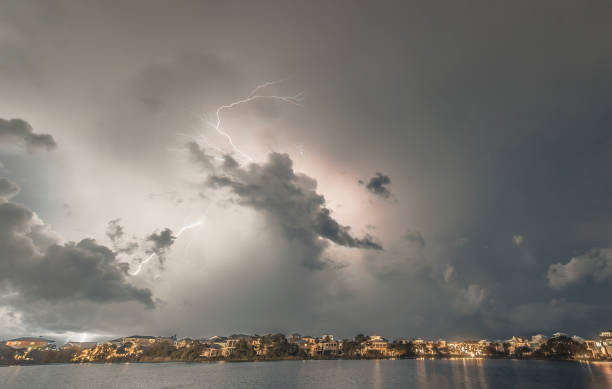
xmin=3 ymin=329 xmax=612 ymax=365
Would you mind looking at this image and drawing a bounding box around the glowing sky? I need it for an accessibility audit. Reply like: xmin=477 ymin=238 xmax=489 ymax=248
xmin=1 ymin=1 xmax=612 ymax=341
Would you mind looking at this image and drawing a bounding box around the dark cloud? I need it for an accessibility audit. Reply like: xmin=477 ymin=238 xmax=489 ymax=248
xmin=314 ymin=208 xmax=382 ymax=250
xmin=360 ymin=173 xmax=393 ymax=199
xmin=208 ymin=153 xmax=382 ymax=268
xmin=106 ymin=218 xmax=125 ymax=242
xmin=30 ymin=239 xmax=153 ymax=306
xmin=0 ymin=199 xmax=154 ymax=308
xmin=106 ymin=219 xmax=138 ymax=255
xmin=0 ymin=177 xmax=20 ymax=199
xmin=222 ymin=154 xmax=239 ymax=170
xmin=145 ymin=228 xmax=176 ymax=264
xmin=0 ymin=118 xmax=57 ymax=152
xmin=185 ymin=141 xmax=215 ymax=171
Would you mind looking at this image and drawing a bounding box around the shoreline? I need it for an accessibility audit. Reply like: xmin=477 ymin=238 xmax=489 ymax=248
xmin=3 ymin=357 xmax=611 ymax=367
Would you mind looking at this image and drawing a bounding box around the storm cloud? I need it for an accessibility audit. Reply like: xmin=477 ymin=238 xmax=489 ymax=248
xmin=0 ymin=118 xmax=57 ymax=152
xmin=360 ymin=173 xmax=393 ymax=199
xmin=145 ymin=228 xmax=176 ymax=264
xmin=185 ymin=141 xmax=216 ymax=172
xmin=0 ymin=179 xmax=154 ymax=308
xmin=208 ymin=152 xmax=382 ymax=268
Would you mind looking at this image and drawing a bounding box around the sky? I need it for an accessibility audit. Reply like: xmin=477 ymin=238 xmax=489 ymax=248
xmin=1 ymin=0 xmax=612 ymax=343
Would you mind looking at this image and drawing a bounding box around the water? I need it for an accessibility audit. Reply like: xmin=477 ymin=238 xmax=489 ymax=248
xmin=1 ymin=359 xmax=611 ymax=389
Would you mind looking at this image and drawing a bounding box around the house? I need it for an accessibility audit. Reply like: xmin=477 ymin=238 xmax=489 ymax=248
xmin=584 ymin=340 xmax=605 ymax=359
xmin=314 ymin=336 xmax=340 ymax=356
xmin=248 ymin=337 xmax=264 ymax=355
xmin=424 ymin=341 xmax=437 ymax=355
xmin=176 ymin=338 xmax=194 ymax=348
xmin=447 ymin=341 xmax=486 ymax=357
xmin=122 ymin=335 xmax=158 ymax=346
xmin=302 ymin=336 xmax=317 ymax=345
xmin=5 ymin=337 xmax=56 ymax=350
xmin=599 ymin=332 xmax=612 ymax=358
xmin=529 ymin=334 xmax=548 ymax=351
xmin=299 ymin=336 xmax=317 ymax=355
xmin=222 ymin=338 xmax=241 ymax=357
xmin=507 ymin=336 xmax=530 ymax=355
xmin=361 ymin=335 xmax=392 ymax=357
xmin=200 ymin=344 xmax=223 ymax=358
xmin=61 ymin=341 xmax=97 ymax=350
xmin=288 ymin=333 xmax=302 ymax=343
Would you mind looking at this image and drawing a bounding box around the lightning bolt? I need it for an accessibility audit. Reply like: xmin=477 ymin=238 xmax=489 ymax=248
xmin=130 ymin=253 xmax=156 ymax=276
xmin=129 ymin=219 xmax=205 ymax=276
xmin=200 ymin=79 xmax=304 ymax=164
xmin=176 ymin=220 xmax=204 ymax=237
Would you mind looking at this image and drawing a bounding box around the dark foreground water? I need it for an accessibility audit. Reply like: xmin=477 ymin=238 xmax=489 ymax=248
xmin=1 ymin=359 xmax=612 ymax=389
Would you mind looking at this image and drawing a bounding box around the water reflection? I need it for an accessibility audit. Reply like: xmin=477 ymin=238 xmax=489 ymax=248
xmin=474 ymin=359 xmax=488 ymax=389
xmin=415 ymin=359 xmax=427 ymax=388
xmin=372 ymin=359 xmax=382 ymax=389
xmin=591 ymin=361 xmax=612 ymax=383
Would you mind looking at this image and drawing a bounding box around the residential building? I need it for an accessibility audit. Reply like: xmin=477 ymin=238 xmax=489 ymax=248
xmin=176 ymin=338 xmax=194 ymax=348
xmin=121 ymin=335 xmax=158 ymax=346
xmin=61 ymin=341 xmax=97 ymax=350
xmin=288 ymin=333 xmax=302 ymax=344
xmin=200 ymin=344 xmax=223 ymax=358
xmin=361 ymin=335 xmax=393 ymax=357
xmin=314 ymin=336 xmax=339 ymax=356
xmin=5 ymin=337 xmax=56 ymax=350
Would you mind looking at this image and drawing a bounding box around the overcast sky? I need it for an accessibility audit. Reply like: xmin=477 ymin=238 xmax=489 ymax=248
xmin=1 ymin=0 xmax=612 ymax=342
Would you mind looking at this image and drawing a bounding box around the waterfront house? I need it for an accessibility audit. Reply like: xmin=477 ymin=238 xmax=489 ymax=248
xmin=61 ymin=341 xmax=97 ymax=350
xmin=200 ymin=344 xmax=223 ymax=358
xmin=122 ymin=335 xmax=158 ymax=347
xmin=5 ymin=337 xmax=56 ymax=350
xmin=361 ymin=335 xmax=392 ymax=357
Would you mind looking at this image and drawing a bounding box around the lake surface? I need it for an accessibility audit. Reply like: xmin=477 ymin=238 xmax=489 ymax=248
xmin=1 ymin=359 xmax=611 ymax=388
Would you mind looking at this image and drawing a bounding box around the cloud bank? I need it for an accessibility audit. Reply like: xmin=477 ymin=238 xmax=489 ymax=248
xmin=548 ymin=248 xmax=612 ymax=289
xmin=0 ymin=178 xmax=154 ymax=308
xmin=0 ymin=118 xmax=57 ymax=152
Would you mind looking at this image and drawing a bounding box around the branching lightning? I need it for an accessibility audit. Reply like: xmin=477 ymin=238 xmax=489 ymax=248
xmin=135 ymin=80 xmax=302 ymax=276
xmin=199 ymin=79 xmax=304 ymax=164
